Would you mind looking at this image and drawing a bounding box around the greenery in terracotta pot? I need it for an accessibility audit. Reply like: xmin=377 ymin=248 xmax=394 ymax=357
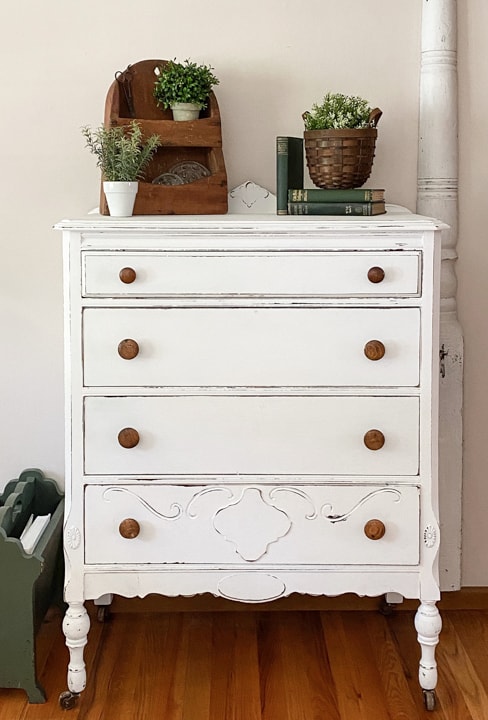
xmin=81 ymin=121 xmax=161 ymax=181
xmin=153 ymin=59 xmax=219 ymax=111
xmin=303 ymin=92 xmax=376 ymax=130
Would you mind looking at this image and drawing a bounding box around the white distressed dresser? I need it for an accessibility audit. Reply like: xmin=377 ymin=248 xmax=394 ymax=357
xmin=57 ymin=210 xmax=443 ymax=710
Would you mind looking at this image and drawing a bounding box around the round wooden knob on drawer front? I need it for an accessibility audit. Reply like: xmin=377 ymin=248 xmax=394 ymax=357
xmin=119 ymin=518 xmax=140 ymax=539
xmin=117 ymin=338 xmax=139 ymax=360
xmin=364 ymin=519 xmax=386 ymax=540
xmin=117 ymin=427 xmax=140 ymax=448
xmin=363 ymin=429 xmax=385 ymax=451
xmin=119 ymin=267 xmax=137 ymax=284
xmin=367 ymin=266 xmax=385 ymax=284
xmin=364 ymin=340 xmax=386 ymax=361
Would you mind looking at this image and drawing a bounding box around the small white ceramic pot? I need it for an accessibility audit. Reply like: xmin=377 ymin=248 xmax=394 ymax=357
xmin=103 ymin=181 xmax=138 ymax=217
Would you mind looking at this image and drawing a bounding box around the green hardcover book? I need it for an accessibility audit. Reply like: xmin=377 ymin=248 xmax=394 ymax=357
xmin=288 ymin=188 xmax=385 ymax=203
xmin=287 ymin=201 xmax=386 ymax=216
xmin=276 ymin=137 xmax=304 ymax=215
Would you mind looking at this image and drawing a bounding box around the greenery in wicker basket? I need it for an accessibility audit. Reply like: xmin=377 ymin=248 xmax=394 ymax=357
xmin=303 ymin=93 xmax=374 ymax=130
xmin=82 ymin=121 xmax=161 ymax=182
xmin=153 ymin=59 xmax=219 ymax=110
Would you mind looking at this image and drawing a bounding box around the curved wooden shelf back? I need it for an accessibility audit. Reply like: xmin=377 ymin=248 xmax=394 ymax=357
xmin=104 ymin=59 xmax=222 ymax=125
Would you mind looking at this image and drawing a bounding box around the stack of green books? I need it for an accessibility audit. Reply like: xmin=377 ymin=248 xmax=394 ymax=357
xmin=287 ymin=188 xmax=386 ymax=216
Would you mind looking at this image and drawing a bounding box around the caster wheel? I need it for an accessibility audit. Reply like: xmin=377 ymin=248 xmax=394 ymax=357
xmin=97 ymin=605 xmax=111 ymax=623
xmin=59 ymin=690 xmax=79 ymax=710
xmin=423 ymin=689 xmax=436 ymax=711
xmin=378 ymin=599 xmax=395 ymax=616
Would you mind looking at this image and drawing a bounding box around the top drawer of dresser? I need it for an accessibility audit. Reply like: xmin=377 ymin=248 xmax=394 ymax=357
xmin=82 ymin=251 xmax=421 ymax=297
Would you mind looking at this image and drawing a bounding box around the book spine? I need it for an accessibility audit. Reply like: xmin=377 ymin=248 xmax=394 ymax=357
xmin=288 ymin=188 xmax=381 ymax=202
xmin=276 ymin=137 xmax=291 ymax=215
xmin=287 ymin=202 xmax=383 ymax=216
xmin=276 ymin=137 xmax=303 ymax=215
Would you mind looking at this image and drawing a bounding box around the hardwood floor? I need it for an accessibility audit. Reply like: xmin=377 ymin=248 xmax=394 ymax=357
xmin=2 ymin=603 xmax=488 ymax=719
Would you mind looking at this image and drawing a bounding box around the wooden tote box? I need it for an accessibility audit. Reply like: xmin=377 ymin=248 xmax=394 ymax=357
xmin=100 ymin=59 xmax=228 ymax=215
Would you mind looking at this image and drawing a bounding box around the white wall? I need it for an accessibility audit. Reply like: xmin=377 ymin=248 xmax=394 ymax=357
xmin=458 ymin=0 xmax=488 ymax=586
xmin=1 ymin=0 xmax=485 ymax=585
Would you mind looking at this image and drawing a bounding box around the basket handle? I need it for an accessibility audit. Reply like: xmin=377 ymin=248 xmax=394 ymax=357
xmin=369 ymin=108 xmax=382 ymax=127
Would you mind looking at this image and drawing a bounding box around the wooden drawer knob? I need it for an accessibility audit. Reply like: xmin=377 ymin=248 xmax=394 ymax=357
xmin=119 ymin=267 xmax=137 ymax=284
xmin=364 ymin=519 xmax=386 ymax=540
xmin=364 ymin=340 xmax=385 ymax=361
xmin=119 ymin=518 xmax=140 ymax=539
xmin=367 ymin=266 xmax=385 ymax=284
xmin=118 ymin=427 xmax=140 ymax=448
xmin=118 ymin=338 xmax=139 ymax=360
xmin=364 ymin=429 xmax=385 ymax=450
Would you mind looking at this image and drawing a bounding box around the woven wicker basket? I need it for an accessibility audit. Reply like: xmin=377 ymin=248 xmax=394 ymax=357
xmin=303 ymin=108 xmax=382 ymax=189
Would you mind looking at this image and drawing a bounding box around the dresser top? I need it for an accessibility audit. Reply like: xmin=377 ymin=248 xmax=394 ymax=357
xmin=55 ymin=208 xmax=446 ymax=234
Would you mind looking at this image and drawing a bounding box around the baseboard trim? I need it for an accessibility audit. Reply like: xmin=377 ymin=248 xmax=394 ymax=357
xmin=107 ymin=587 xmax=488 ymax=614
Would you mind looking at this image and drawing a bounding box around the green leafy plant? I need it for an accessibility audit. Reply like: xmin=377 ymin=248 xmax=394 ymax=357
xmin=303 ymin=93 xmax=373 ymax=131
xmin=153 ymin=59 xmax=219 ymax=110
xmin=82 ymin=121 xmax=161 ymax=181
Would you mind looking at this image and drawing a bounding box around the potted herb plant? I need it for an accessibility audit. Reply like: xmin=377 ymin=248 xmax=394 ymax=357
xmin=153 ymin=59 xmax=219 ymax=121
xmin=302 ymin=93 xmax=382 ymax=189
xmin=82 ymin=121 xmax=161 ymax=216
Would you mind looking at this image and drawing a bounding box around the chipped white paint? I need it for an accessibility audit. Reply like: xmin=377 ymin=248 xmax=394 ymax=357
xmin=58 ymin=210 xmax=442 ymax=703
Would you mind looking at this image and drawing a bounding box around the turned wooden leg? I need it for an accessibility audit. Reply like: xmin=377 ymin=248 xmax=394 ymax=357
xmin=414 ymin=601 xmax=442 ymax=709
xmin=62 ymin=601 xmax=90 ymax=695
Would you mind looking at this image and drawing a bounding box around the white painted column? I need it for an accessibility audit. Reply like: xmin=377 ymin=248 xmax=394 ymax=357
xmin=417 ymin=0 xmax=462 ymax=590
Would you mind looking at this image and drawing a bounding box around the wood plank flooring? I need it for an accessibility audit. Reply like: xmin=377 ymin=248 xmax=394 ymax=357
xmin=2 ymin=604 xmax=488 ymax=719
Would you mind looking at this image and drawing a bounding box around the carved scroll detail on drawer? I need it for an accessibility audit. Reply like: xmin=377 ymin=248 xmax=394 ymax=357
xmin=321 ymin=487 xmax=401 ymax=523
xmin=84 ymin=483 xmax=419 ymax=566
xmin=214 ymin=488 xmax=291 ymax=562
xmin=103 ymin=487 xmax=183 ymax=520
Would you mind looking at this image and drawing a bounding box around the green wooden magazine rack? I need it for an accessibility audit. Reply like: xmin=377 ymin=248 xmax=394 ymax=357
xmin=0 ymin=468 xmax=64 ymax=702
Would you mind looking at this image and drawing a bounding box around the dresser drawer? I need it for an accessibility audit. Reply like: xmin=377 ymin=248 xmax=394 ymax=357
xmin=82 ymin=251 xmax=420 ymax=297
xmin=84 ymin=483 xmax=419 ymax=566
xmin=83 ymin=395 xmax=419 ymax=476
xmin=83 ymin=308 xmax=420 ymax=387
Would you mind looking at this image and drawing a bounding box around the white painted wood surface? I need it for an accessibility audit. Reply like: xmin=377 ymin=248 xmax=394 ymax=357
xmin=83 ymin=395 xmax=421 ymax=476
xmin=58 ymin=213 xmax=442 ymax=704
xmin=418 ymin=0 xmax=462 ymax=591
xmin=82 ymin=307 xmax=421 ymax=387
xmin=84 ymin=483 xmax=420 ymax=565
xmin=82 ymin=250 xmax=421 ymax=297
